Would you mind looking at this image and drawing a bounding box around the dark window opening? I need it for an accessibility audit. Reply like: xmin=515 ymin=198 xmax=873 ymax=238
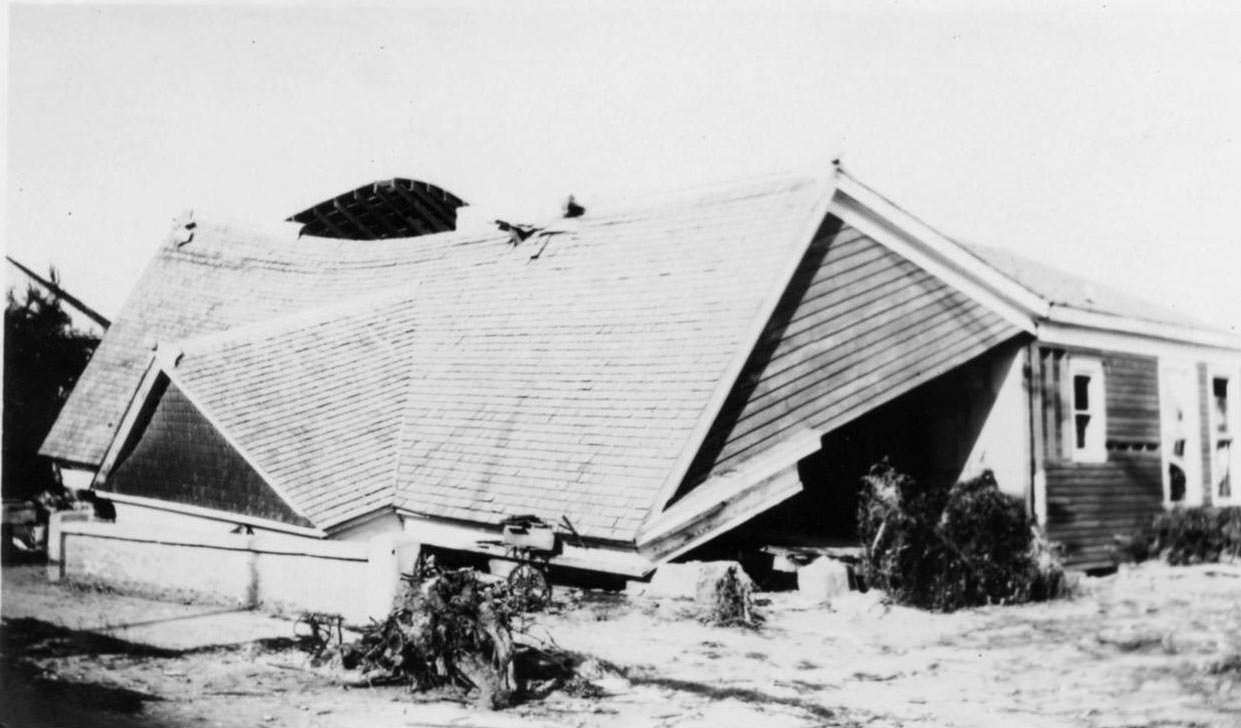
xmin=1215 ymin=378 xmax=1231 ymax=434
xmin=1075 ymin=414 xmax=1091 ymax=450
xmin=1073 ymin=375 xmax=1091 ymax=411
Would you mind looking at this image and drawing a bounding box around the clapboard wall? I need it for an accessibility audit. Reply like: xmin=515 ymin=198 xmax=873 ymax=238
xmin=1038 ymin=347 xmax=1163 ymax=568
xmin=102 ymin=377 xmax=314 ymax=528
xmin=679 ymin=216 xmax=1020 ymax=492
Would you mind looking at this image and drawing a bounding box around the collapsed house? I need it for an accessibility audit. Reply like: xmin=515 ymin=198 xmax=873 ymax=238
xmin=41 ymin=168 xmax=1241 ymax=575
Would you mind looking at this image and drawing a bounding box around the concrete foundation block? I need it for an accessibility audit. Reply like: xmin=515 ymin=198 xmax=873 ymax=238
xmin=488 ymin=558 xmax=518 ymax=579
xmin=46 ymin=510 xmax=90 ymax=579
xmin=798 ymin=556 xmax=851 ymax=602
xmin=644 ymin=561 xmax=752 ymax=602
xmin=364 ymin=534 xmax=422 ymax=622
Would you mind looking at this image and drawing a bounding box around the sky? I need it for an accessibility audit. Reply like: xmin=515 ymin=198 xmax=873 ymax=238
xmin=5 ymin=1 xmax=1241 ymax=334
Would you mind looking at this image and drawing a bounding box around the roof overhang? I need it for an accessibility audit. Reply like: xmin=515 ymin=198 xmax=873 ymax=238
xmin=102 ymin=491 xmax=328 ymax=539
xmin=829 ymin=170 xmax=1048 ymax=334
xmin=398 ymin=513 xmax=655 ymax=577
xmin=1042 ymin=306 xmax=1241 ymax=353
xmin=637 ymin=429 xmax=820 ymax=564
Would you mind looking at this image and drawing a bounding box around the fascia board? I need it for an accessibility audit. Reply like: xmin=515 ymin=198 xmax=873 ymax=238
xmin=103 ymin=491 xmax=328 ymax=539
xmin=643 ymin=168 xmax=840 ymax=519
xmin=1038 ymin=320 xmax=1241 ymax=363
xmin=1045 ymin=307 xmax=1241 ymax=352
xmin=829 ymin=181 xmax=1045 ymax=334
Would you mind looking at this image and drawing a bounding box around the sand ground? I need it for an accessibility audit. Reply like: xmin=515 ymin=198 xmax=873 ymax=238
xmin=3 ymin=562 xmax=1241 ymax=727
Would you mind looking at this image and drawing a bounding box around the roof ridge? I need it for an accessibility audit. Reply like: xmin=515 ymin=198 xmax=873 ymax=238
xmin=550 ymin=166 xmax=830 ymax=223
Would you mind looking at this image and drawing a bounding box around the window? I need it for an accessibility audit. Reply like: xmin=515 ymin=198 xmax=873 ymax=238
xmin=1068 ymin=358 xmax=1106 ymax=462
xmin=1161 ymin=362 xmax=1202 ymax=506
xmin=1211 ymin=375 xmax=1236 ymax=502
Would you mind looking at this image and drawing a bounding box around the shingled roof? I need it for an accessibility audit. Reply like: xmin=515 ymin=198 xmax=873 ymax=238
xmin=73 ymin=173 xmax=834 ymax=540
xmin=41 ymin=217 xmax=505 ymax=466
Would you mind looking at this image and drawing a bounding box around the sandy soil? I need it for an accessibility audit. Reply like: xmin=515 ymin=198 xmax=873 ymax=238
xmin=3 ymin=562 xmax=1241 ymax=727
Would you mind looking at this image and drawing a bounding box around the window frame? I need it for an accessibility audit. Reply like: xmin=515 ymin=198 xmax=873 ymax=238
xmin=1159 ymin=360 xmax=1203 ymax=507
xmin=1208 ymin=369 xmax=1239 ymax=505
xmin=1066 ymin=357 xmax=1108 ymax=463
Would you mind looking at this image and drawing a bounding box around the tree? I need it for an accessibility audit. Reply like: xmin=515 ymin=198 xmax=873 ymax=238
xmin=3 ymin=270 xmax=101 ymax=501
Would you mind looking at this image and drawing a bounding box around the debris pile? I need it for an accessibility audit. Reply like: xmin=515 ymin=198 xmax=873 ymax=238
xmin=858 ymin=463 xmax=1066 ymax=611
xmin=329 ymin=566 xmax=597 ymax=710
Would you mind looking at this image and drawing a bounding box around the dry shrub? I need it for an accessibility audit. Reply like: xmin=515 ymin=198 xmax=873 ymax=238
xmin=858 ymin=463 xmax=1066 ymax=612
xmin=700 ymin=564 xmax=759 ymax=628
xmin=341 ymin=568 xmax=518 ymax=708
xmin=1148 ymin=507 xmax=1241 ymax=565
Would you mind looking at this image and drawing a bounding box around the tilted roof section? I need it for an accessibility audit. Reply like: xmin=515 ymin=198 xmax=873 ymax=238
xmin=287 ymin=178 xmax=468 ymax=240
xmin=85 ymin=173 xmax=832 ymax=540
xmin=165 ymin=288 xmax=423 ymax=528
xmin=41 ymin=217 xmax=507 ymax=466
xmin=963 ymin=242 xmax=1216 ymax=331
xmin=392 ymin=175 xmax=831 ymax=540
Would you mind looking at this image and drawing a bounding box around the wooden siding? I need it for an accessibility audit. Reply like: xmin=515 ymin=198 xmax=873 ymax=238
xmin=680 ymin=218 xmax=1020 ymax=491
xmin=102 ymin=378 xmax=313 ymax=528
xmin=1198 ymin=363 xmax=1213 ymax=505
xmin=1041 ymin=347 xmax=1163 ymax=568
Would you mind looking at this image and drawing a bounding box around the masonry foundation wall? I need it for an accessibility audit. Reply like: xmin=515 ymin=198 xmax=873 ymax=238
xmin=49 ymin=514 xmax=421 ymax=624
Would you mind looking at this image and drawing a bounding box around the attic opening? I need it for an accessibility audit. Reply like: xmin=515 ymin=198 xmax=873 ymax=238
xmin=288 ymin=178 xmax=468 ymax=240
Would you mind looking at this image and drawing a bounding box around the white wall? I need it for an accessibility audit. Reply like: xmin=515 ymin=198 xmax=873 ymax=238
xmin=112 ymin=500 xmax=313 ymax=544
xmin=331 ymin=511 xmax=404 ymax=542
xmin=960 ymin=342 xmax=1031 ymax=500
xmin=51 ymin=518 xmax=421 ymax=623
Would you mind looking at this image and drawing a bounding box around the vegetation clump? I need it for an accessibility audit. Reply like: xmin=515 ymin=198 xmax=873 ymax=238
xmin=699 ymin=563 xmax=759 ymax=628
xmin=331 ymin=565 xmax=602 ymax=710
xmin=339 ymin=568 xmax=519 ymax=708
xmin=4 ymin=276 xmax=99 ymax=500
xmin=858 ymin=463 xmax=1065 ymax=612
xmin=1145 ymin=507 xmax=1241 ymax=565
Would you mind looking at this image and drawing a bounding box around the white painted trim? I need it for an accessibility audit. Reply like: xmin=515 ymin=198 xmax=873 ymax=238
xmin=828 ymin=193 xmax=1040 ymax=335
xmin=832 ymin=172 xmax=1049 ymax=326
xmin=832 ymin=171 xmax=1241 ymax=354
xmin=1065 ymin=356 xmax=1107 ymax=463
xmin=1207 ymin=367 xmax=1240 ymax=506
xmin=92 ymin=355 xmax=164 ymax=487
xmin=399 ymin=514 xmax=654 ymax=577
xmin=1047 ymin=306 xmax=1241 ymax=352
xmin=1158 ymin=359 xmax=1205 ymax=508
xmin=103 ymin=491 xmax=328 ymax=539
xmin=646 ymin=168 xmax=840 ymax=517
xmin=1038 ymin=321 xmax=1241 ymax=362
xmin=638 ymin=429 xmax=819 ymax=543
xmin=640 ymin=466 xmax=803 ymax=566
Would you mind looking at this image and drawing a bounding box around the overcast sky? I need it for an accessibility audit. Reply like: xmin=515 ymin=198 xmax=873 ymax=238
xmin=6 ymin=2 xmax=1240 ymax=334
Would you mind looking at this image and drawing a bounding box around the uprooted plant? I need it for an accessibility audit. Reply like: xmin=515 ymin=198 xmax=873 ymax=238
xmin=858 ymin=463 xmax=1067 ymax=612
xmin=700 ymin=563 xmax=760 ymax=628
xmin=327 ymin=566 xmax=603 ymax=709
